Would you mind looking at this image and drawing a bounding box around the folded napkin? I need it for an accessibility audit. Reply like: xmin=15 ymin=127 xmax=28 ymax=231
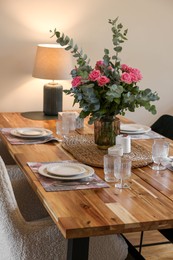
xmin=0 ymin=128 xmax=59 ymax=145
xmin=27 ymin=161 xmax=109 ymax=192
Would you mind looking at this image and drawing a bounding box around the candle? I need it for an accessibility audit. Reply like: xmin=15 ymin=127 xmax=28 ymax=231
xmin=122 ymin=135 xmax=131 ymax=154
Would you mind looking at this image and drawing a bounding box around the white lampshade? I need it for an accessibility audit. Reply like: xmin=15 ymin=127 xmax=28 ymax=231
xmin=32 ymin=43 xmax=72 ymax=116
xmin=32 ymin=44 xmax=71 ymax=80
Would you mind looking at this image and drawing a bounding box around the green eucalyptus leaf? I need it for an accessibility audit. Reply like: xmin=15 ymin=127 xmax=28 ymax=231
xmin=83 ymin=54 xmax=87 ymax=60
xmin=64 ymin=35 xmax=70 ymax=43
xmin=73 ymin=53 xmax=80 ymax=58
xmin=104 ymin=49 xmax=109 ymax=55
xmin=69 ymin=38 xmax=74 ymax=46
xmin=117 ymin=23 xmax=123 ymax=29
xmin=114 ymin=46 xmax=122 ymax=52
xmin=55 ymin=31 xmax=60 ymax=38
xmin=73 ymin=44 xmax=78 ymax=52
xmin=65 ymin=45 xmax=72 ymax=51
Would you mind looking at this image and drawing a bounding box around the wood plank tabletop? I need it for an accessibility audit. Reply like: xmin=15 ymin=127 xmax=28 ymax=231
xmin=0 ymin=112 xmax=173 ymax=239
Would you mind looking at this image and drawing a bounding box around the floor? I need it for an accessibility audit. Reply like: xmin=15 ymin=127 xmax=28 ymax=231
xmin=124 ymin=230 xmax=173 ymax=260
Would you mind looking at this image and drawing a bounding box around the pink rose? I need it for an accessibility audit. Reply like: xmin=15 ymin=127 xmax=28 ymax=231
xmin=97 ymin=76 xmax=110 ymax=86
xmin=129 ymin=72 xmax=138 ymax=83
xmin=71 ymin=76 xmax=82 ymax=87
xmin=120 ymin=72 xmax=132 ymax=84
xmin=121 ymin=65 xmax=142 ymax=83
xmin=95 ymin=60 xmax=104 ymax=70
xmin=121 ymin=64 xmax=131 ymax=72
xmin=89 ymin=69 xmax=101 ymax=81
xmin=130 ymin=68 xmax=142 ymax=82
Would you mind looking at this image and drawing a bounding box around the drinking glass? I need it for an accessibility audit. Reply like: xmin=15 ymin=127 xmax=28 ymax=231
xmin=56 ymin=119 xmax=70 ymax=141
xmin=151 ymin=140 xmax=169 ymax=171
xmin=104 ymin=154 xmax=121 ymax=182
xmin=114 ymin=158 xmax=132 ymax=189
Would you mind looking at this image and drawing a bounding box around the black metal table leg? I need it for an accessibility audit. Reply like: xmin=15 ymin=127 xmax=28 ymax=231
xmin=67 ymin=237 xmax=90 ymax=260
xmin=139 ymin=231 xmax=144 ymax=254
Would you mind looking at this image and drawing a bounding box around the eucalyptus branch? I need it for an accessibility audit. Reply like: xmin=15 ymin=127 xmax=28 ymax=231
xmin=108 ymin=17 xmax=128 ymax=63
xmin=50 ymin=29 xmax=90 ymax=67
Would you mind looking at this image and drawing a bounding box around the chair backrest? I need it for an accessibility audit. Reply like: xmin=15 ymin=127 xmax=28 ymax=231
xmin=151 ymin=114 xmax=173 ymax=140
xmin=0 ymin=156 xmax=25 ymax=259
xmin=0 ymin=139 xmax=15 ymax=164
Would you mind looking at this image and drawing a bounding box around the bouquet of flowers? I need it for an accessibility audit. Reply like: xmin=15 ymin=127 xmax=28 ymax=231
xmin=51 ymin=17 xmax=159 ymax=125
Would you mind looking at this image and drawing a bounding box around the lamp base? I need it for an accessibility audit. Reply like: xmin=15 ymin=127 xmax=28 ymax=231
xmin=43 ymin=83 xmax=63 ymax=116
xmin=21 ymin=111 xmax=58 ymax=120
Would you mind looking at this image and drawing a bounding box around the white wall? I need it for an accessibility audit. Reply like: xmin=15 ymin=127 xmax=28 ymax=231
xmin=1 ymin=0 xmax=173 ymax=125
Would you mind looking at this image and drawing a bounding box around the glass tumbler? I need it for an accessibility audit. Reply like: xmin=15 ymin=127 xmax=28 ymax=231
xmin=114 ymin=157 xmax=132 ymax=188
xmin=104 ymin=154 xmax=121 ymax=182
xmin=151 ymin=140 xmax=169 ymax=171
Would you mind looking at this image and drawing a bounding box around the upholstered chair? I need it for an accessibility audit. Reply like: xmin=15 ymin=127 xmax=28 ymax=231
xmin=0 ymin=156 xmax=128 ymax=260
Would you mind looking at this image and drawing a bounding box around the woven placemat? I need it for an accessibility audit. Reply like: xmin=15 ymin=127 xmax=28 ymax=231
xmin=61 ymin=135 xmax=152 ymax=168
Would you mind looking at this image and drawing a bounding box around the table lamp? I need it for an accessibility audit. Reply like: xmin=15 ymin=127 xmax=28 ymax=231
xmin=32 ymin=43 xmax=71 ymax=116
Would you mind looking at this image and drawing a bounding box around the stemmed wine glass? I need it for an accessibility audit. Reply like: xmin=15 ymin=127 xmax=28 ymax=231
xmin=151 ymin=140 xmax=169 ymax=171
xmin=114 ymin=158 xmax=132 ymax=189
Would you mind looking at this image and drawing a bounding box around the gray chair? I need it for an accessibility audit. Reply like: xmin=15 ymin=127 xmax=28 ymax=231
xmin=0 ymin=156 xmax=128 ymax=260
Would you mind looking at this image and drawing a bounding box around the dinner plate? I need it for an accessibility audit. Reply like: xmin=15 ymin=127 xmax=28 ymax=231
xmin=120 ymin=124 xmax=151 ymax=134
xmin=17 ymin=128 xmax=45 ymax=136
xmin=38 ymin=163 xmax=94 ymax=180
xmin=46 ymin=163 xmax=86 ymax=177
xmin=10 ymin=128 xmax=52 ymax=138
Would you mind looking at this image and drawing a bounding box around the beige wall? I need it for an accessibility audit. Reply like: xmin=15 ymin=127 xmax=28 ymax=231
xmin=0 ymin=0 xmax=173 ymax=125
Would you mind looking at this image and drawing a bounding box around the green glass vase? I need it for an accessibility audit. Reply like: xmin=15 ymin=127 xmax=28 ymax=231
xmin=94 ymin=116 xmax=120 ymax=150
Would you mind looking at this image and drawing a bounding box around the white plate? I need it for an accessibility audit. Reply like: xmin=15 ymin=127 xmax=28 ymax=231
xmin=46 ymin=163 xmax=86 ymax=177
xmin=10 ymin=128 xmax=52 ymax=138
xmin=120 ymin=124 xmax=143 ymax=132
xmin=17 ymin=128 xmax=45 ymax=136
xmin=120 ymin=124 xmax=151 ymax=134
xmin=38 ymin=163 xmax=94 ymax=180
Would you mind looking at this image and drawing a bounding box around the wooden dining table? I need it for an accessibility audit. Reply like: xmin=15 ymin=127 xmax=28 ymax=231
xmin=0 ymin=112 xmax=173 ymax=260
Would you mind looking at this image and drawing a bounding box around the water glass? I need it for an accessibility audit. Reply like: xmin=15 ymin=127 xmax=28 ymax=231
xmin=104 ymin=154 xmax=121 ymax=182
xmin=151 ymin=140 xmax=169 ymax=171
xmin=114 ymin=157 xmax=132 ymax=188
xmin=56 ymin=121 xmax=68 ymax=141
